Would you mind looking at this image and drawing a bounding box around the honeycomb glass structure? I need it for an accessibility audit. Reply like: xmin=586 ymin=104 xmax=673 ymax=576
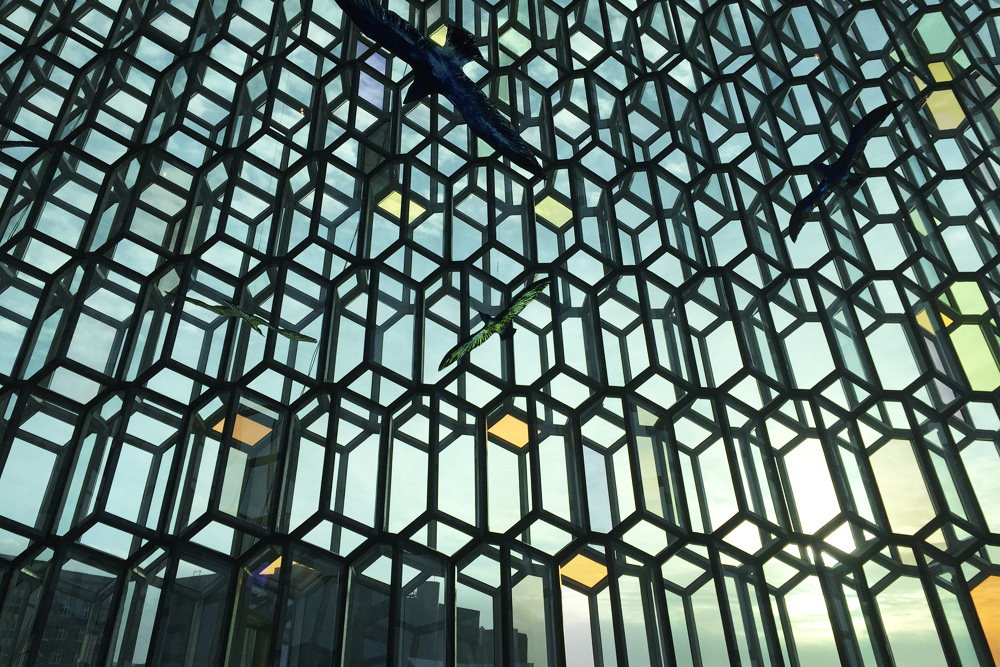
xmin=2 ymin=0 xmax=1000 ymax=665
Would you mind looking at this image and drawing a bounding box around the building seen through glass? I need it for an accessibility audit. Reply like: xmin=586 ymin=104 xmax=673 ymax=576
xmin=1 ymin=0 xmax=1000 ymax=665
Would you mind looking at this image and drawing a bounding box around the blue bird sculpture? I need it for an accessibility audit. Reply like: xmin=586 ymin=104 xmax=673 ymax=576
xmin=788 ymin=99 xmax=903 ymax=241
xmin=334 ymin=0 xmax=544 ymax=176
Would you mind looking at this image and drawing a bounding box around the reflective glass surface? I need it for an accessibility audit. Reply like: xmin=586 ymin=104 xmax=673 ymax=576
xmin=2 ymin=0 xmax=1000 ymax=664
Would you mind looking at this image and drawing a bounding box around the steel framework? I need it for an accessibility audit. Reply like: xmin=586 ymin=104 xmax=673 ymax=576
xmin=2 ymin=0 xmax=1000 ymax=665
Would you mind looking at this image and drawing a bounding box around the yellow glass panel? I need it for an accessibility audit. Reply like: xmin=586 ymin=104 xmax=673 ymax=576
xmin=926 ymin=88 xmax=963 ymax=129
xmin=909 ymin=207 xmax=929 ymax=236
xmin=535 ymin=196 xmax=573 ymax=228
xmin=917 ymin=309 xmax=953 ymax=333
xmin=430 ymin=25 xmax=448 ymax=46
xmin=869 ymin=439 xmax=936 ymax=534
xmin=379 ymin=191 xmax=403 ymax=218
xmin=951 ymin=281 xmax=988 ymax=316
xmin=560 ymin=553 xmax=608 ymax=588
xmin=972 ymin=576 xmax=1000 ymax=666
xmin=261 ymin=556 xmax=282 ymax=576
xmin=929 ymin=61 xmax=953 ymax=81
xmin=213 ymin=414 xmax=272 ymax=446
xmin=377 ymin=191 xmax=425 ymax=222
xmin=916 ymin=309 xmax=935 ymax=334
xmin=950 ymin=325 xmax=1000 ymax=391
xmin=487 ymin=413 xmax=529 ymax=448
xmin=915 ymin=62 xmax=964 ymax=130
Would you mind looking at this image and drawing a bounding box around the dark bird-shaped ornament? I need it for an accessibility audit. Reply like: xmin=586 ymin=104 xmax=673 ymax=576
xmin=788 ymin=99 xmax=904 ymax=242
xmin=334 ymin=0 xmax=544 ymax=176
xmin=172 ymin=293 xmax=317 ymax=343
xmin=0 ymin=140 xmax=49 ymax=149
xmin=438 ymin=277 xmax=551 ymax=370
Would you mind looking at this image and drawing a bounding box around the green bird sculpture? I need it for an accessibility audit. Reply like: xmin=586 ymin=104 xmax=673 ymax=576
xmin=171 ymin=293 xmax=317 ymax=343
xmin=438 ymin=277 xmax=551 ymax=371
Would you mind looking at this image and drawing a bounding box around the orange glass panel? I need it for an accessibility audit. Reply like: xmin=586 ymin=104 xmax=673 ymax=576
xmin=487 ymin=413 xmax=529 ymax=448
xmin=972 ymin=576 xmax=1000 ymax=665
xmin=213 ymin=414 xmax=272 ymax=446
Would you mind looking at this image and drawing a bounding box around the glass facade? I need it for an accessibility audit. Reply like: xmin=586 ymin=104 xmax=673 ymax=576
xmin=1 ymin=0 xmax=1000 ymax=664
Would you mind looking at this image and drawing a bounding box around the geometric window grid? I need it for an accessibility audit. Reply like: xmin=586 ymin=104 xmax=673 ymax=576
xmin=1 ymin=0 xmax=1000 ymax=666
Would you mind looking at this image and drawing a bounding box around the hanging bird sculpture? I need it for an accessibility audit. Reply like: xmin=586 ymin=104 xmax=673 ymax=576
xmin=172 ymin=293 xmax=318 ymax=343
xmin=438 ymin=277 xmax=551 ymax=370
xmin=788 ymin=99 xmax=903 ymax=242
xmin=335 ymin=0 xmax=544 ymax=176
